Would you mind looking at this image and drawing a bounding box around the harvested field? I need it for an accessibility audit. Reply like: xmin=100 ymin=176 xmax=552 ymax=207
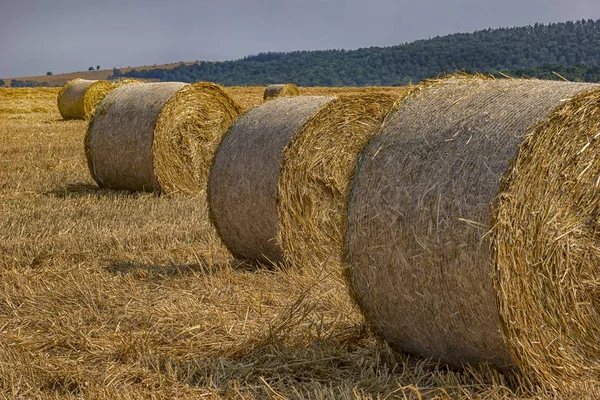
xmin=0 ymin=86 xmax=591 ymax=399
xmin=223 ymin=85 xmax=411 ymax=111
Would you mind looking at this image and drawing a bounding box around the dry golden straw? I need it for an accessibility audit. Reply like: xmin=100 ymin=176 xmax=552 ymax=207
xmin=57 ymin=78 xmax=97 ymax=119
xmin=86 ymin=81 xmax=241 ymax=194
xmin=346 ymin=77 xmax=600 ymax=389
xmin=278 ymin=93 xmax=403 ymax=271
xmin=209 ymin=96 xmax=335 ymax=264
xmin=82 ymin=78 xmax=145 ymax=119
xmin=263 ymin=84 xmax=300 ymax=100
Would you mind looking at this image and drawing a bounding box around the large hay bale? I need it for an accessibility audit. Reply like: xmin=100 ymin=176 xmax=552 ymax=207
xmin=263 ymin=84 xmax=300 ymax=100
xmin=346 ymin=77 xmax=600 ymax=388
xmin=209 ymin=96 xmax=336 ymax=264
xmin=82 ymin=79 xmax=144 ymax=119
xmin=86 ymin=81 xmax=241 ymax=194
xmin=278 ymin=93 xmax=402 ymax=270
xmin=57 ymin=78 xmax=97 ymax=120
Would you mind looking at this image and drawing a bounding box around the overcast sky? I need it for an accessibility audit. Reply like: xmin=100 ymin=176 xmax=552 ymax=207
xmin=2 ymin=0 xmax=599 ymax=78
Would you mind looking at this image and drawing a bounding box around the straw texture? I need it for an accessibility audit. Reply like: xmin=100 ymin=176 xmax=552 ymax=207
xmin=494 ymin=86 xmax=600 ymax=388
xmin=57 ymin=78 xmax=97 ymax=120
xmin=278 ymin=93 xmax=402 ymax=271
xmin=82 ymin=79 xmax=144 ymax=119
xmin=264 ymin=84 xmax=300 ymax=100
xmin=86 ymin=81 xmax=241 ymax=194
xmin=209 ymin=96 xmax=335 ymax=264
xmin=346 ymin=77 xmax=599 ymax=386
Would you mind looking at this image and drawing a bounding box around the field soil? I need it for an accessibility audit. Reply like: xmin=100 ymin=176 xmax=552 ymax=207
xmin=0 ymin=87 xmax=574 ymax=399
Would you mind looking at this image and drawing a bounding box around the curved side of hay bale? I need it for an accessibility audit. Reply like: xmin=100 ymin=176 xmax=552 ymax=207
xmin=86 ymin=82 xmax=241 ymax=193
xmin=346 ymin=78 xmax=598 ymax=374
xmin=57 ymin=78 xmax=97 ymax=120
xmin=82 ymin=79 xmax=145 ymax=119
xmin=278 ymin=92 xmax=402 ymax=271
xmin=493 ymin=87 xmax=600 ymax=387
xmin=263 ymin=84 xmax=300 ymax=100
xmin=209 ymin=96 xmax=336 ymax=264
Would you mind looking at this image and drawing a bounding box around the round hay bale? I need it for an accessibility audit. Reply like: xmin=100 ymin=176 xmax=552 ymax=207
xmin=82 ymin=78 xmax=145 ymax=119
xmin=346 ymin=77 xmax=600 ymax=387
xmin=209 ymin=96 xmax=336 ymax=264
xmin=263 ymin=84 xmax=300 ymax=101
xmin=278 ymin=92 xmax=402 ymax=271
xmin=57 ymin=78 xmax=97 ymax=120
xmin=86 ymin=81 xmax=242 ymax=194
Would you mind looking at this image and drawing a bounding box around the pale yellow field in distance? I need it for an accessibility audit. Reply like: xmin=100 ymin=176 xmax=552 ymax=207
xmin=0 ymin=86 xmax=543 ymax=399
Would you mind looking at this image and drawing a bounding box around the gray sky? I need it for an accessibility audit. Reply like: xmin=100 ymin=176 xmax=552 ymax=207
xmin=2 ymin=0 xmax=599 ymax=78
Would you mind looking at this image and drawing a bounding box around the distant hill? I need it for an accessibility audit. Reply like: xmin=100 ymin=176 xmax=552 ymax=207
xmin=4 ymin=19 xmax=600 ymax=88
xmin=116 ymin=19 xmax=600 ymax=86
xmin=0 ymin=62 xmax=194 ymax=87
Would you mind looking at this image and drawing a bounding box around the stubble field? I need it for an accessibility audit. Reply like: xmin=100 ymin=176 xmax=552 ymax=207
xmin=0 ymin=86 xmax=560 ymax=399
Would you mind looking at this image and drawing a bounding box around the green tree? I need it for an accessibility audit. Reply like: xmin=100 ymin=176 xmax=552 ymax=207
xmin=88 ymin=66 xmax=95 ymax=71
xmin=46 ymin=71 xmax=53 ymax=76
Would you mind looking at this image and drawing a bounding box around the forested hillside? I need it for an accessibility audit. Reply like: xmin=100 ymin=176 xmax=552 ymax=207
xmin=115 ymin=19 xmax=600 ymax=86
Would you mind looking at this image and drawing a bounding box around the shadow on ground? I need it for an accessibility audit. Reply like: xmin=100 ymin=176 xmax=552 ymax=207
xmin=106 ymin=260 xmax=217 ymax=278
xmin=45 ymin=183 xmax=158 ymax=199
xmin=146 ymin=324 xmax=516 ymax=399
xmin=105 ymin=258 xmax=258 ymax=278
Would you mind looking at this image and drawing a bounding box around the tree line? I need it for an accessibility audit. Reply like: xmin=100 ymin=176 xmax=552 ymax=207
xmin=114 ymin=19 xmax=600 ymax=86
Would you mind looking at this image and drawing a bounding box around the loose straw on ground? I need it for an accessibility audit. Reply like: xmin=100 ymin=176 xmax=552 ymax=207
xmin=346 ymin=76 xmax=600 ymax=390
xmin=263 ymin=84 xmax=300 ymax=100
xmin=86 ymin=81 xmax=241 ymax=195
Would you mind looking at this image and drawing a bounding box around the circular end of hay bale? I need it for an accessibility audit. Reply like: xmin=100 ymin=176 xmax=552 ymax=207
xmin=82 ymin=79 xmax=146 ymax=119
xmin=494 ymin=87 xmax=600 ymax=388
xmin=153 ymin=82 xmax=242 ymax=195
xmin=57 ymin=78 xmax=97 ymax=120
xmin=346 ymin=78 xmax=598 ymax=382
xmin=86 ymin=82 xmax=241 ymax=194
xmin=278 ymin=93 xmax=401 ymax=271
xmin=82 ymin=80 xmax=114 ymax=118
xmin=209 ymin=96 xmax=336 ymax=264
xmin=263 ymin=84 xmax=300 ymax=101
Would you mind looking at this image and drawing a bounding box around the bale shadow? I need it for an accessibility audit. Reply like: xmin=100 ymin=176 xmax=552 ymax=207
xmin=150 ymin=335 xmax=520 ymax=398
xmin=104 ymin=258 xmax=257 ymax=278
xmin=46 ymin=182 xmax=157 ymax=199
xmin=106 ymin=260 xmax=216 ymax=278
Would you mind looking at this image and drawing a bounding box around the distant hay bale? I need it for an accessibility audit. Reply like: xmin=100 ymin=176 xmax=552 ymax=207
xmin=209 ymin=96 xmax=336 ymax=264
xmin=263 ymin=84 xmax=300 ymax=100
xmin=278 ymin=93 xmax=402 ymax=271
xmin=347 ymin=77 xmax=600 ymax=389
xmin=82 ymin=79 xmax=145 ymax=118
xmin=57 ymin=78 xmax=97 ymax=120
xmin=86 ymin=81 xmax=242 ymax=195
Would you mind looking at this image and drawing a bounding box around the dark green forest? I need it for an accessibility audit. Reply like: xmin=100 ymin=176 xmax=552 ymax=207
xmin=9 ymin=80 xmax=51 ymax=88
xmin=113 ymin=19 xmax=600 ymax=86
